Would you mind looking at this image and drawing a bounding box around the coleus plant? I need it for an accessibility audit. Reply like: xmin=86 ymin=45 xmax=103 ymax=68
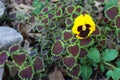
xmin=1 ymin=0 xmax=120 ymax=80
xmin=2 ymin=44 xmax=44 ymax=80
xmin=48 ymin=0 xmax=120 ymax=79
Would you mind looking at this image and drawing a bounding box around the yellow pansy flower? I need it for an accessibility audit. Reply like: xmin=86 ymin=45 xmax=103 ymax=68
xmin=72 ymin=13 xmax=96 ymax=39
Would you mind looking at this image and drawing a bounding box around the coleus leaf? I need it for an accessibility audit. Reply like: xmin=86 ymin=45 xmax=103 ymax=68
xmin=29 ymin=16 xmax=36 ymax=23
xmin=67 ymin=45 xmax=80 ymax=57
xmin=55 ymin=8 xmax=63 ymax=17
xmin=36 ymin=25 xmax=43 ymax=32
xmin=33 ymin=57 xmax=44 ymax=72
xmin=41 ymin=17 xmax=49 ymax=24
xmin=63 ymin=57 xmax=76 ymax=69
xmin=48 ymin=22 xmax=56 ymax=30
xmin=102 ymin=18 xmax=109 ymax=23
xmin=65 ymin=17 xmax=73 ymax=27
xmin=92 ymin=27 xmax=100 ymax=36
xmin=0 ymin=51 xmax=8 ymax=66
xmin=52 ymin=40 xmax=64 ymax=55
xmin=10 ymin=66 xmax=19 ymax=77
xmin=39 ymin=13 xmax=43 ymax=18
xmin=41 ymin=7 xmax=49 ymax=13
xmin=32 ymin=73 xmax=41 ymax=80
xmin=4 ymin=61 xmax=19 ymax=79
xmin=63 ymin=31 xmax=73 ymax=41
xmin=74 ymin=6 xmax=82 ymax=14
xmin=66 ymin=65 xmax=81 ymax=79
xmin=105 ymin=6 xmax=119 ymax=20
xmin=79 ymin=48 xmax=88 ymax=58
xmin=71 ymin=13 xmax=78 ymax=19
xmin=53 ymin=56 xmax=62 ymax=61
xmin=19 ymin=66 xmax=34 ymax=80
xmin=99 ymin=39 xmax=106 ymax=47
xmin=80 ymin=38 xmax=94 ymax=47
xmin=56 ymin=3 xmax=62 ymax=7
xmin=115 ymin=16 xmax=120 ymax=28
xmin=66 ymin=5 xmax=75 ymax=14
xmin=9 ymin=44 xmax=20 ymax=53
xmin=12 ymin=53 xmax=26 ymax=66
xmin=48 ymin=12 xmax=55 ymax=19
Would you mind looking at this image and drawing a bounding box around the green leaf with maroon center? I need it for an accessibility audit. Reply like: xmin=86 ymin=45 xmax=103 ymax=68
xmin=9 ymin=44 xmax=20 ymax=53
xmin=67 ymin=45 xmax=79 ymax=56
xmin=52 ymin=40 xmax=64 ymax=55
xmin=63 ymin=31 xmax=73 ymax=41
xmin=33 ymin=57 xmax=44 ymax=71
xmin=105 ymin=6 xmax=119 ymax=20
xmin=67 ymin=65 xmax=81 ymax=79
xmin=12 ymin=53 xmax=26 ymax=66
xmin=0 ymin=51 xmax=8 ymax=65
xmin=66 ymin=6 xmax=75 ymax=14
xmin=19 ymin=66 xmax=33 ymax=80
xmin=63 ymin=57 xmax=76 ymax=69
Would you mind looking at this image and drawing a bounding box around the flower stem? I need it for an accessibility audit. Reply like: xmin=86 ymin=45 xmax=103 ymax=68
xmin=104 ymin=62 xmax=116 ymax=69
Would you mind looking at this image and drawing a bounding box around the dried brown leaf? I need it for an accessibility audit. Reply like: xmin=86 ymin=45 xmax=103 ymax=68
xmin=48 ymin=67 xmax=65 ymax=80
xmin=22 ymin=40 xmax=32 ymax=54
xmin=72 ymin=78 xmax=81 ymax=80
xmin=51 ymin=0 xmax=58 ymax=3
xmin=8 ymin=0 xmax=34 ymax=14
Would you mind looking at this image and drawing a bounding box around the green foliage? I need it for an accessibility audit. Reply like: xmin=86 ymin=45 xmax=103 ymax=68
xmin=81 ymin=65 xmax=92 ymax=80
xmin=106 ymin=68 xmax=120 ymax=80
xmin=104 ymin=0 xmax=118 ymax=11
xmin=106 ymin=70 xmax=113 ymax=79
xmin=87 ymin=48 xmax=100 ymax=63
xmin=102 ymin=49 xmax=118 ymax=61
xmin=100 ymin=63 xmax=105 ymax=72
xmin=2 ymin=0 xmax=120 ymax=80
xmin=115 ymin=58 xmax=120 ymax=67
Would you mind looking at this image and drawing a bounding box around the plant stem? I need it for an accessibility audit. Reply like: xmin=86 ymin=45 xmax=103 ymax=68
xmin=104 ymin=62 xmax=116 ymax=69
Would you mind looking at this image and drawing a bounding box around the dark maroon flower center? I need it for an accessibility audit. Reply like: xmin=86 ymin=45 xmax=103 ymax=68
xmin=77 ymin=24 xmax=91 ymax=37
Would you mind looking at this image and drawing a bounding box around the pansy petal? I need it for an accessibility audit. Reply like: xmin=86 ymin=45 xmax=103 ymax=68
xmin=72 ymin=13 xmax=96 ymax=39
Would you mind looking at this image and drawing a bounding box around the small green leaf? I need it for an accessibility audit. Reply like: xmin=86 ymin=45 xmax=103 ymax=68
xmin=106 ymin=70 xmax=113 ymax=79
xmin=102 ymin=49 xmax=118 ymax=61
xmin=108 ymin=68 xmax=120 ymax=80
xmin=87 ymin=48 xmax=100 ymax=63
xmin=115 ymin=58 xmax=120 ymax=67
xmin=81 ymin=65 xmax=92 ymax=80
xmin=112 ymin=68 xmax=120 ymax=80
xmin=100 ymin=63 xmax=105 ymax=72
xmin=104 ymin=0 xmax=118 ymax=11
